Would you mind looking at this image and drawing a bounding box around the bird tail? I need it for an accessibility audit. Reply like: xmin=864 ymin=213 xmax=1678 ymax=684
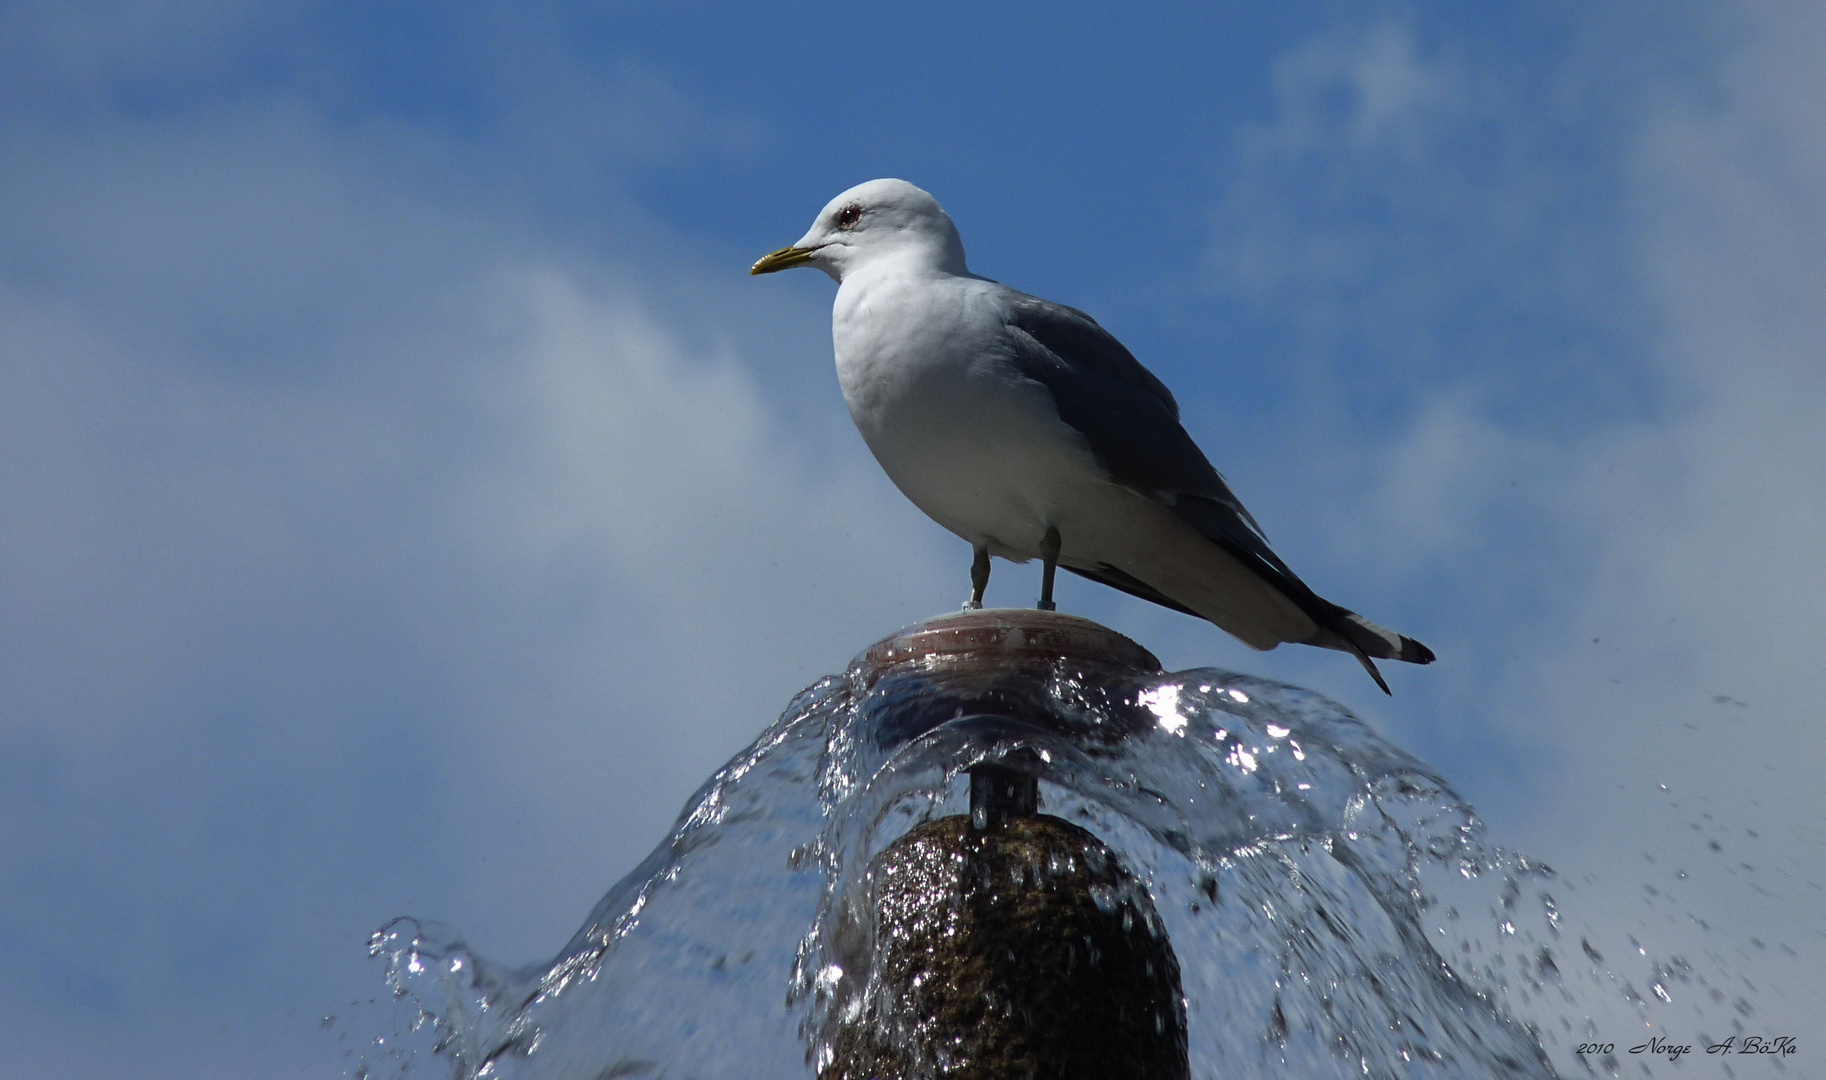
xmin=1329 ymin=608 xmax=1436 ymax=665
xmin=1313 ymin=606 xmax=1436 ymax=696
xmin=1169 ymin=495 xmax=1435 ymax=695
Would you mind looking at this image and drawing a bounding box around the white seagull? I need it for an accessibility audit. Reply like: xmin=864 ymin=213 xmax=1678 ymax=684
xmin=753 ymin=179 xmax=1433 ymax=693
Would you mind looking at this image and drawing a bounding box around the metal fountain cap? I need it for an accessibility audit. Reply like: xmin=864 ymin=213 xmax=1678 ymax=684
xmin=861 ymin=607 xmax=1161 ymax=677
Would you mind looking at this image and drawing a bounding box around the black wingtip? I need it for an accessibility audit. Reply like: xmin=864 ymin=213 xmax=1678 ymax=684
xmin=1402 ymin=637 xmax=1437 ymax=665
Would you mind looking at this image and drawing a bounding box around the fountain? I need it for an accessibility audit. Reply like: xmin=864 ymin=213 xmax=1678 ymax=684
xmin=369 ymin=611 xmax=1615 ymax=1078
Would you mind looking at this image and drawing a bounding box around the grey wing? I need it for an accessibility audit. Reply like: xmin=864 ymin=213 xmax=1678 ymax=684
xmin=999 ymin=291 xmax=1267 ymax=538
xmin=999 ymin=291 xmax=1435 ymax=688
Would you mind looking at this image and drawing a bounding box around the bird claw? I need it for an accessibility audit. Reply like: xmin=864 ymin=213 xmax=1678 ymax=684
xmin=962 ymin=599 xmax=983 ymax=611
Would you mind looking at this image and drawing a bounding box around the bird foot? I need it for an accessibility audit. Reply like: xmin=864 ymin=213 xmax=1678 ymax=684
xmin=962 ymin=599 xmax=983 ymax=611
xmin=1036 ymin=600 xmax=1057 ymax=612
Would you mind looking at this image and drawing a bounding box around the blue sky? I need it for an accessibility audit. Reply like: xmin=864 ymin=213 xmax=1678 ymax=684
xmin=3 ymin=2 xmax=1821 ymax=1076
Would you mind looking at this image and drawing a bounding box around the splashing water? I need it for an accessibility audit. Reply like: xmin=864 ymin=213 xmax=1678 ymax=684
xmin=369 ymin=646 xmax=1746 ymax=1079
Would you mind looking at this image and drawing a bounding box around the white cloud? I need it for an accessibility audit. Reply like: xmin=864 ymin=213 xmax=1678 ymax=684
xmin=0 ymin=36 xmax=955 ymax=1074
xmin=11 ymin=3 xmax=1822 ymax=1075
xmin=1203 ymin=8 xmax=1826 ymax=1064
xmin=1211 ymin=23 xmax=1466 ymax=304
xmin=438 ymin=268 xmax=952 ymax=947
xmin=1506 ymin=0 xmax=1826 ymax=1044
xmin=1275 ymin=23 xmax=1460 ymax=156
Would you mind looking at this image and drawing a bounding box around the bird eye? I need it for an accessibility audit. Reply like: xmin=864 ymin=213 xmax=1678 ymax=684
xmin=835 ymin=204 xmax=863 ymax=229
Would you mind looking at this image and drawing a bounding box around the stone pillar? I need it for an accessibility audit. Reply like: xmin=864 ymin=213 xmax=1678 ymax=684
xmin=820 ymin=610 xmax=1191 ymax=1080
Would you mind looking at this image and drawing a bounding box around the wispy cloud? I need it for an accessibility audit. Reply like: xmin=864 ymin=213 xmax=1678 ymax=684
xmin=0 ymin=21 xmax=950 ymax=1075
xmin=5 ymin=3 xmax=1821 ymax=1075
xmin=1201 ymin=7 xmax=1825 ymax=1060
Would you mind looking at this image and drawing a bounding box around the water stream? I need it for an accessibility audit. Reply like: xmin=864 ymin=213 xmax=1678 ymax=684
xmin=367 ymin=646 xmax=1756 ymax=1079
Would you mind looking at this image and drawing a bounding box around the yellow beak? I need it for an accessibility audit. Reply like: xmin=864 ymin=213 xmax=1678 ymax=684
xmin=750 ymin=246 xmax=820 ymax=275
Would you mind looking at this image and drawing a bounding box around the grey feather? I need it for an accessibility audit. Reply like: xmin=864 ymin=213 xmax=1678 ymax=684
xmin=1000 ymin=292 xmax=1267 ymax=538
xmin=1063 ymin=563 xmax=1201 ymax=617
xmin=999 ymin=291 xmax=1435 ymax=693
xmin=1174 ymin=495 xmax=1436 ymax=694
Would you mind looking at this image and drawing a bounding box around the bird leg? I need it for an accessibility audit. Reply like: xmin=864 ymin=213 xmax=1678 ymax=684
xmin=965 ymin=545 xmax=990 ymax=610
xmin=1037 ymin=525 xmax=1061 ymax=612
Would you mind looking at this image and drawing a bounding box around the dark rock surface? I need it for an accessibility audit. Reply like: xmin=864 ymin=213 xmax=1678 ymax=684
xmin=822 ymin=813 xmax=1189 ymax=1080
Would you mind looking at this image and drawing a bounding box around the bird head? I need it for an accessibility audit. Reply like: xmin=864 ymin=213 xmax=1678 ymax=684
xmin=751 ymin=178 xmax=968 ymax=283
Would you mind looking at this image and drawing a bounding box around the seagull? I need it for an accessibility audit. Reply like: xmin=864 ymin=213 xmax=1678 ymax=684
xmin=752 ymin=179 xmax=1433 ymax=693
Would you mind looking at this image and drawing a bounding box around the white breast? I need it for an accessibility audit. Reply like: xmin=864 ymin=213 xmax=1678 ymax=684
xmin=830 ymin=270 xmax=1107 ymax=559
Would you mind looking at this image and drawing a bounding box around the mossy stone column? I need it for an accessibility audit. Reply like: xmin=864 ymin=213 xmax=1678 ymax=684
xmin=821 ymin=610 xmax=1191 ymax=1080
